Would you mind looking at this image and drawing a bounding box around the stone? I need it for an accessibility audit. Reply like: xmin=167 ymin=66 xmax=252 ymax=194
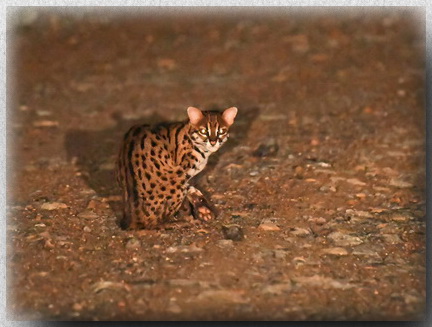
xmin=346 ymin=178 xmax=366 ymax=186
xmin=77 ymin=210 xmax=99 ymax=220
xmin=125 ymin=238 xmax=141 ymax=250
xmin=321 ymin=247 xmax=348 ymax=256
xmin=196 ymin=290 xmax=249 ymax=304
xmin=217 ymin=239 xmax=234 ymax=248
xmin=168 ymin=279 xmax=200 ymax=287
xmin=381 ymin=233 xmax=403 ymax=244
xmin=261 ymin=282 xmax=292 ymax=295
xmin=41 ymin=202 xmax=68 ymax=210
xmin=166 ymin=244 xmax=204 ymax=254
xmin=33 ymin=120 xmax=59 ymax=127
xmin=327 ymin=231 xmax=363 ymax=246
xmin=252 ymin=138 xmax=279 ymax=157
xmin=222 ymin=224 xmax=244 ymax=241
xmin=293 ymin=275 xmax=355 ymax=290
xmin=167 ymin=302 xmax=182 ymax=314
xmin=258 ymin=219 xmax=280 ymax=231
xmin=389 ymin=178 xmax=413 ymax=188
xmin=290 ymin=227 xmax=311 ymax=237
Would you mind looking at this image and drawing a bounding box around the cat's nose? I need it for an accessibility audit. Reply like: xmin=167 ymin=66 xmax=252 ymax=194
xmin=210 ymin=140 xmax=217 ymax=146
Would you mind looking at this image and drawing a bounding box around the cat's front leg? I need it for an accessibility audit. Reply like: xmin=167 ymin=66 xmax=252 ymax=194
xmin=186 ymin=186 xmax=217 ymax=221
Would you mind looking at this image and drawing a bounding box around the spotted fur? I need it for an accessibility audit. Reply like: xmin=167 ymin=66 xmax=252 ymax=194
xmin=117 ymin=106 xmax=238 ymax=229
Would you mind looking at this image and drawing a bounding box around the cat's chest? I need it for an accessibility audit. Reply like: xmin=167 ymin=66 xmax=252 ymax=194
xmin=186 ymin=150 xmax=209 ymax=177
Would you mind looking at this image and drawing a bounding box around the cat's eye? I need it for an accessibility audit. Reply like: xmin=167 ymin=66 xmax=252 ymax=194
xmin=199 ymin=128 xmax=207 ymax=135
xmin=218 ymin=128 xmax=227 ymax=135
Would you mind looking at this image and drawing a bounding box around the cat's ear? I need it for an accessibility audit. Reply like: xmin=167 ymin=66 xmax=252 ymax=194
xmin=222 ymin=107 xmax=238 ymax=126
xmin=187 ymin=107 xmax=204 ymax=125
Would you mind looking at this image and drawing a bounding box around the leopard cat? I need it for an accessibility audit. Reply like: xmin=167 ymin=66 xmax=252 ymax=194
xmin=116 ymin=106 xmax=238 ymax=229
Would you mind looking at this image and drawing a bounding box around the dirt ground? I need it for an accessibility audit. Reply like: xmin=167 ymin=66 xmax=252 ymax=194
xmin=7 ymin=8 xmax=426 ymax=321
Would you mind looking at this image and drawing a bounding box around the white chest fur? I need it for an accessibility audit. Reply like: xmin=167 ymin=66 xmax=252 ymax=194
xmin=187 ymin=150 xmax=209 ymax=177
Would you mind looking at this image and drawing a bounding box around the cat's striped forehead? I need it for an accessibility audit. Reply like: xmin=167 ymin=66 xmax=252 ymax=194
xmin=199 ymin=111 xmax=228 ymax=128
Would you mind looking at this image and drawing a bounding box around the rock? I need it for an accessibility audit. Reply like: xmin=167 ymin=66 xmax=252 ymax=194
xmin=83 ymin=226 xmax=91 ymax=233
xmin=125 ymin=238 xmax=141 ymax=250
xmin=167 ymin=302 xmax=182 ymax=314
xmin=258 ymin=219 xmax=280 ymax=231
xmin=259 ymin=114 xmax=288 ymax=121
xmin=308 ymin=217 xmax=327 ymax=225
xmin=196 ymin=290 xmax=249 ymax=304
xmin=249 ymin=170 xmax=259 ymax=176
xmin=273 ymin=249 xmax=289 ymax=259
xmin=222 ymin=224 xmax=244 ymax=241
xmin=292 ymin=257 xmax=307 ymax=266
xmin=381 ymin=233 xmax=403 ymax=244
xmin=321 ymin=247 xmax=349 ymax=256
xmin=317 ymin=161 xmax=332 ymax=168
xmin=217 ymin=239 xmax=234 ymax=248
xmin=72 ymin=303 xmax=83 ymax=311
xmin=24 ymin=164 xmax=38 ymax=172
xmin=41 ymin=202 xmax=68 ymax=210
xmin=166 ymin=244 xmax=204 ymax=254
xmin=319 ymin=184 xmax=337 ymax=192
xmin=327 ymin=231 xmax=363 ymax=246
xmin=261 ymin=282 xmax=292 ymax=295
xmin=87 ymin=199 xmax=109 ymax=210
xmin=290 ymin=227 xmax=311 ymax=237
xmin=388 ymin=211 xmax=412 ymax=222
xmin=352 ymin=245 xmax=383 ymax=263
xmin=294 ymin=166 xmax=304 ymax=178
xmin=385 ymin=253 xmax=406 ymax=265
xmin=157 ymin=58 xmax=176 ymax=70
xmin=77 ymin=210 xmax=99 ymax=220
xmin=346 ymin=178 xmax=367 ymax=186
xmin=345 ymin=209 xmax=373 ymax=218
xmin=91 ymin=281 xmax=129 ymax=293
xmin=389 ymin=178 xmax=413 ymax=188
xmin=33 ymin=120 xmax=59 ymax=127
xmin=168 ymin=279 xmax=200 ymax=287
xmin=292 ymin=275 xmax=355 ymax=290
xmin=36 ymin=110 xmax=52 ymax=116
xmin=252 ymin=138 xmax=279 ymax=157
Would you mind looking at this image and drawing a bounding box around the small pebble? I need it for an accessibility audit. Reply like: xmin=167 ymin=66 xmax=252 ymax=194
xmin=252 ymin=138 xmax=279 ymax=157
xmin=381 ymin=233 xmax=403 ymax=244
xmin=389 ymin=178 xmax=413 ymax=188
xmin=258 ymin=219 xmax=280 ymax=231
xmin=222 ymin=224 xmax=244 ymax=241
xmin=125 ymin=238 xmax=141 ymax=250
xmin=217 ymin=239 xmax=234 ymax=248
xmin=77 ymin=210 xmax=99 ymax=220
xmin=167 ymin=302 xmax=182 ymax=314
xmin=33 ymin=120 xmax=59 ymax=127
xmin=261 ymin=282 xmax=292 ymax=295
xmin=290 ymin=227 xmax=311 ymax=237
xmin=321 ymin=247 xmax=349 ymax=256
xmin=346 ymin=178 xmax=366 ymax=186
xmin=41 ymin=202 xmax=68 ymax=210
xmin=327 ymin=231 xmax=363 ymax=246
xmin=72 ymin=303 xmax=83 ymax=311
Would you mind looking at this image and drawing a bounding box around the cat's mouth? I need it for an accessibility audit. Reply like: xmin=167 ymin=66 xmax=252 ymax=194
xmin=207 ymin=141 xmax=221 ymax=152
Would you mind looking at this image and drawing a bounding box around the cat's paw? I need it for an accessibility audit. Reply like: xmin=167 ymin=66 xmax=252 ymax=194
xmin=196 ymin=204 xmax=215 ymax=221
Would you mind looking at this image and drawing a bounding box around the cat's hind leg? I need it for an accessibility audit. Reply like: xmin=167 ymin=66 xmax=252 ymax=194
xmin=186 ymin=186 xmax=217 ymax=221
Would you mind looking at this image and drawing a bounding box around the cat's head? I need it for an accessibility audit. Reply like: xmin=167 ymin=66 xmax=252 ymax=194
xmin=187 ymin=106 xmax=238 ymax=153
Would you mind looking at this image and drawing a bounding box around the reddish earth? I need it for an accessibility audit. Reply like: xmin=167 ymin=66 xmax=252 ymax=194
xmin=7 ymin=8 xmax=426 ymax=321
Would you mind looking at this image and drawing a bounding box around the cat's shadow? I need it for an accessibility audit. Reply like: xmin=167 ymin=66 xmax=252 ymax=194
xmin=64 ymin=107 xmax=260 ymax=226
